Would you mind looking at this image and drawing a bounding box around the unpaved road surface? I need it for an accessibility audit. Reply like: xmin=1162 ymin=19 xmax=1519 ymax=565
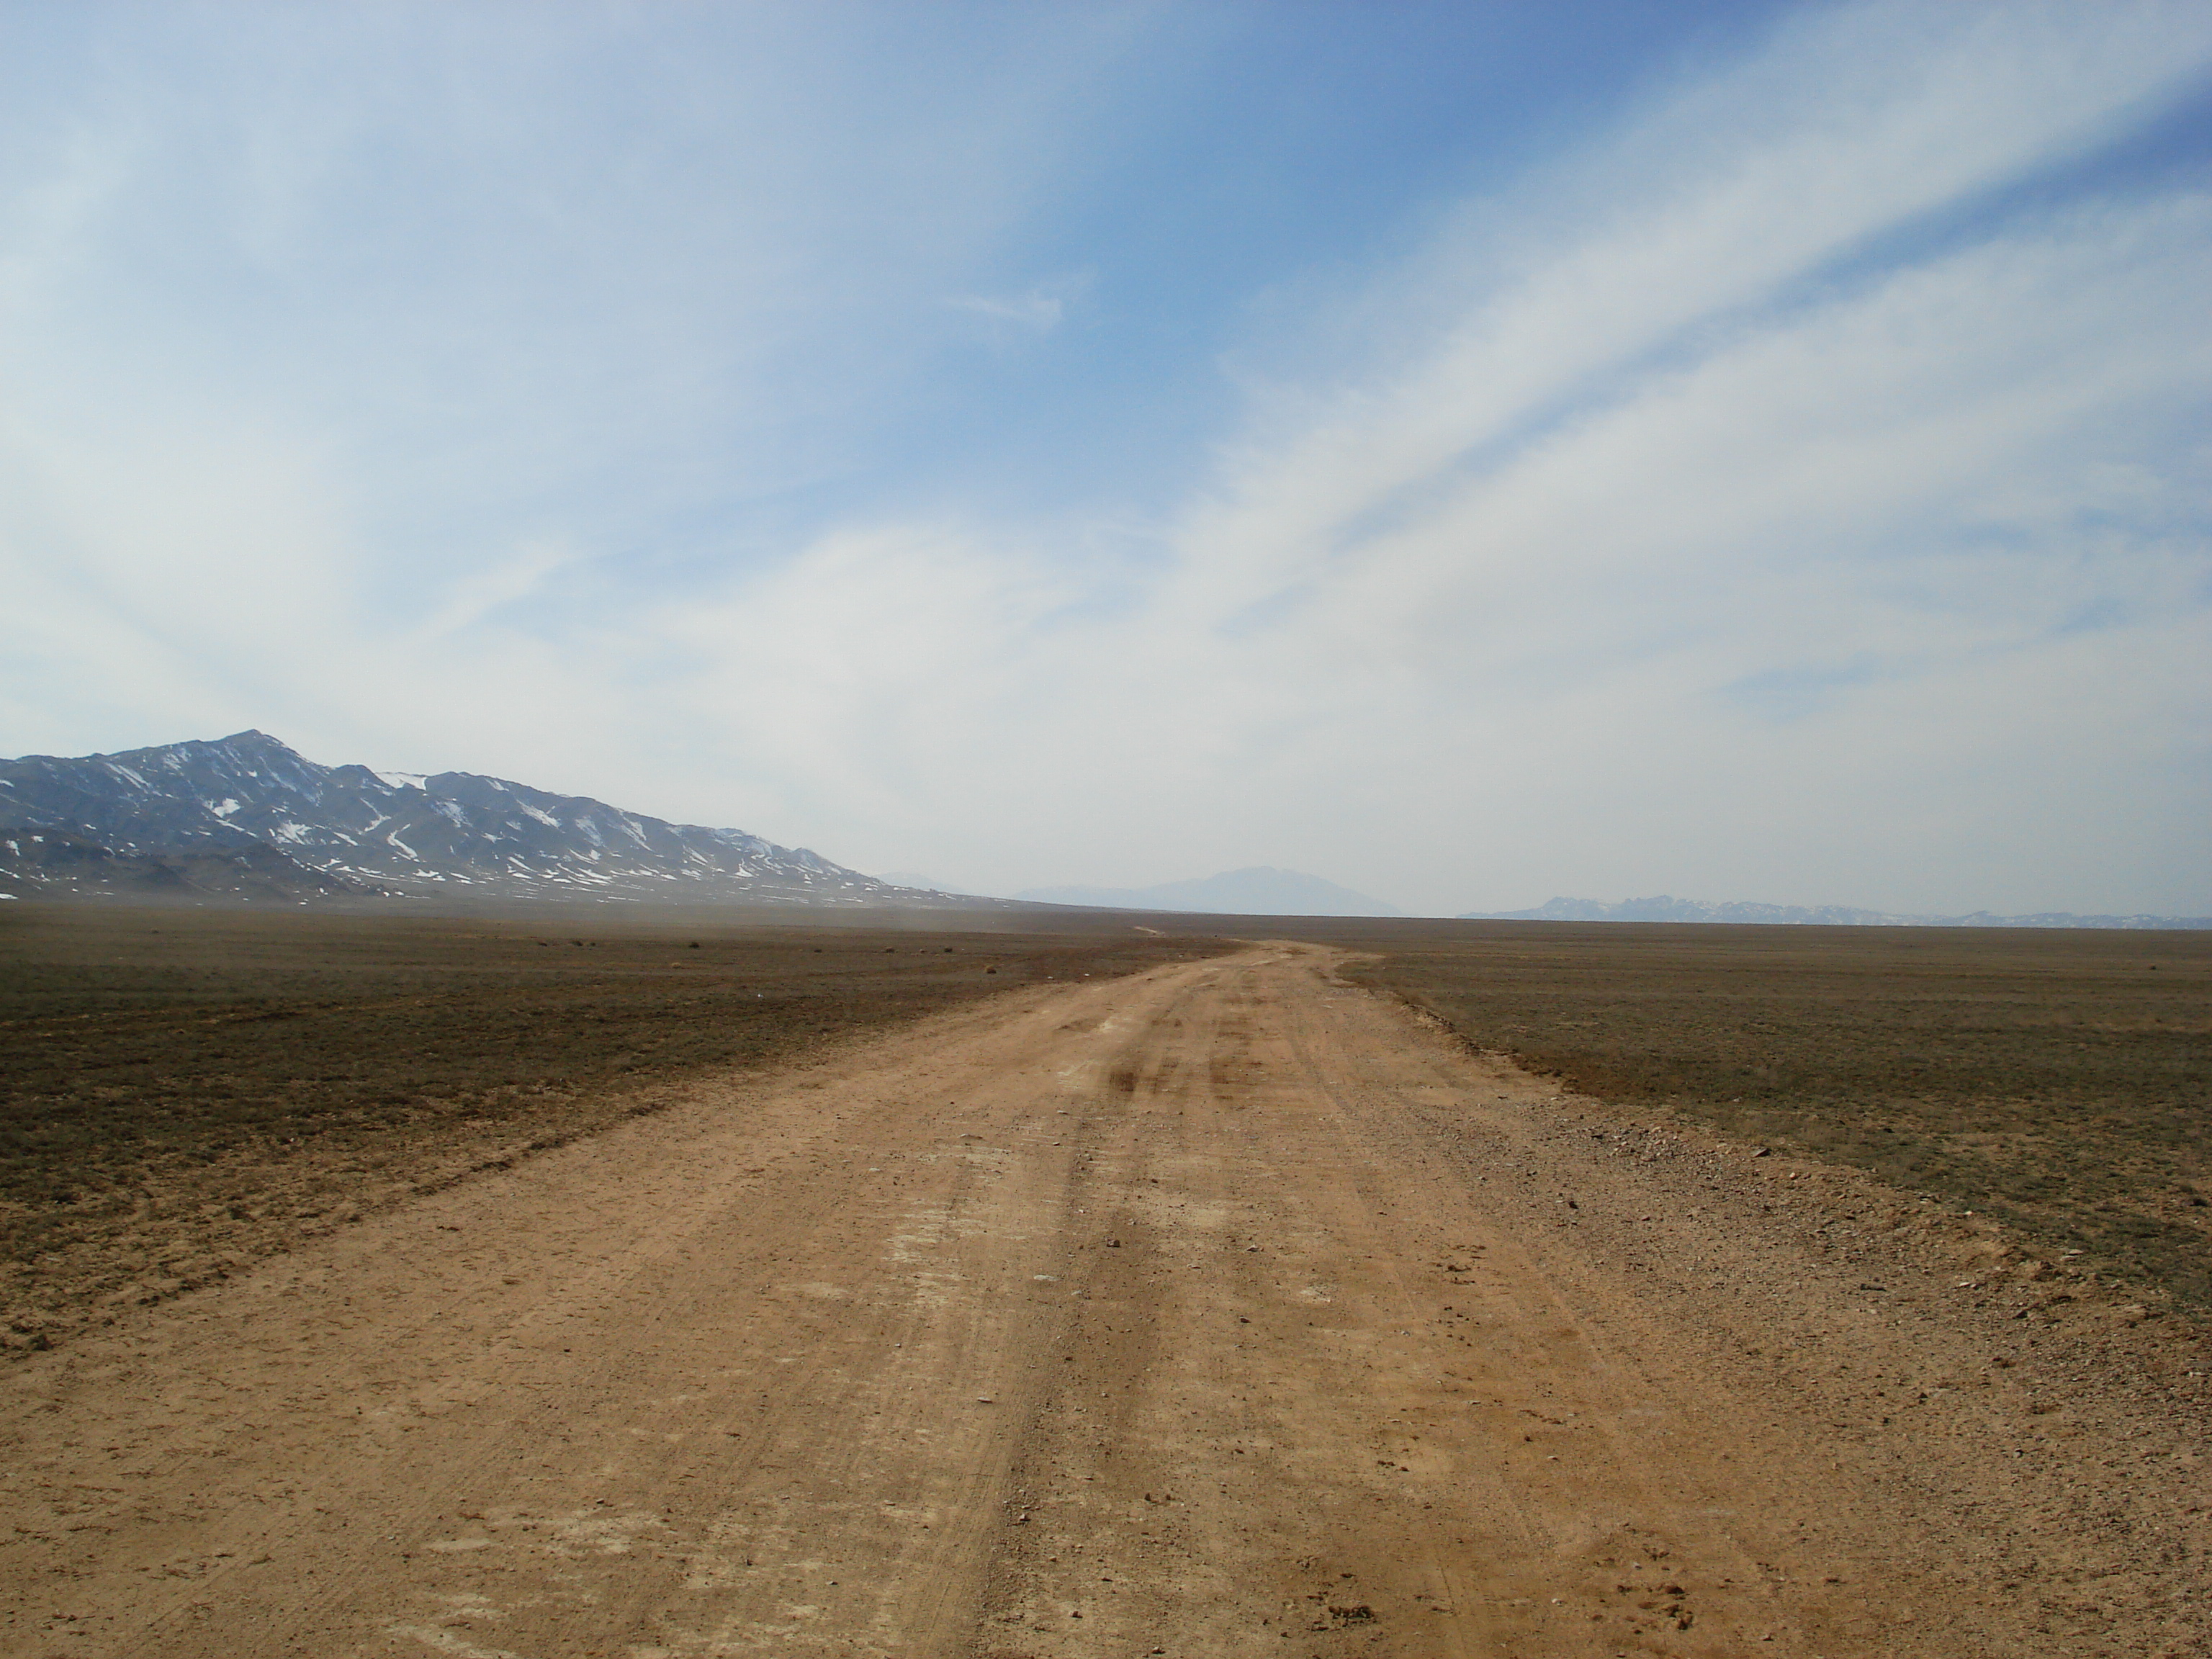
xmin=4 ymin=945 xmax=2206 ymax=1658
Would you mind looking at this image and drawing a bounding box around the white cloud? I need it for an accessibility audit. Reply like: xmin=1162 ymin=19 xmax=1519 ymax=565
xmin=1178 ymin=0 xmax=2212 ymax=616
xmin=410 ymin=541 xmax=585 ymax=643
xmin=948 ymin=289 xmax=1067 ymax=331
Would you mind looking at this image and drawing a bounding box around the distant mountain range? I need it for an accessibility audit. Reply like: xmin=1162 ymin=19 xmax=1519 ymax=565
xmin=0 ymin=731 xmax=983 ymax=909
xmin=19 ymin=737 xmax=2189 ymax=930
xmin=1463 ymin=894 xmax=2211 ymax=930
xmin=1017 ymin=866 xmax=1402 ymax=917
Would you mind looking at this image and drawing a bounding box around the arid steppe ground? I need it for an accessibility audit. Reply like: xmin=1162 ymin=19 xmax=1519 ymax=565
xmin=0 ymin=905 xmax=1226 ymax=1352
xmin=1 ymin=907 xmax=2206 ymax=1657
xmin=1336 ymin=922 xmax=2212 ymax=1307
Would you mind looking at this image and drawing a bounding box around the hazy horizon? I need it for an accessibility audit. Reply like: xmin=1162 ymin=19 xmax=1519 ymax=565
xmin=4 ymin=2 xmax=2208 ymax=919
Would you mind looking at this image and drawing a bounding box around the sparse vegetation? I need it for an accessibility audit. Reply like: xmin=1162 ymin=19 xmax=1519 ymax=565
xmin=1339 ymin=922 xmax=2212 ymax=1303
xmin=12 ymin=900 xmax=2208 ymax=1341
xmin=0 ymin=903 xmax=1228 ymax=1344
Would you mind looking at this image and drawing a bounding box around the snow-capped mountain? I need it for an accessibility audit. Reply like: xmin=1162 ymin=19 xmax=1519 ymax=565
xmin=0 ymin=823 xmax=371 ymax=904
xmin=0 ymin=731 xmax=956 ymax=907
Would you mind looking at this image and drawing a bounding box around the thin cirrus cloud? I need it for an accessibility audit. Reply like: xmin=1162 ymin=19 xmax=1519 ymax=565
xmin=0 ymin=0 xmax=2206 ymax=917
xmin=948 ymin=288 xmax=1071 ymax=332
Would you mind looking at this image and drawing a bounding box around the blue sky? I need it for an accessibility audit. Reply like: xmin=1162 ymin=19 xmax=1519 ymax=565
xmin=3 ymin=0 xmax=2208 ymax=916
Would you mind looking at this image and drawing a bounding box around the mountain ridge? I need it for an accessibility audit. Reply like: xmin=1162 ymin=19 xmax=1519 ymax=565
xmin=0 ymin=731 xmax=981 ymax=909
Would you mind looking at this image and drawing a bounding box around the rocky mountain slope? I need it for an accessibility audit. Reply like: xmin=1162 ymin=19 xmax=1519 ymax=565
xmin=0 ymin=825 xmax=370 ymax=904
xmin=0 ymin=732 xmax=956 ymax=908
xmin=1466 ymin=894 xmax=2211 ymax=930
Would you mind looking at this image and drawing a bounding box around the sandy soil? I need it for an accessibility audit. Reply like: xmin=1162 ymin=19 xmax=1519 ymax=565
xmin=1 ymin=944 xmax=2204 ymax=1658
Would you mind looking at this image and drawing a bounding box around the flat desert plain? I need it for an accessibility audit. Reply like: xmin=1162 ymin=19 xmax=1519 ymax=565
xmin=1 ymin=909 xmax=2207 ymax=1658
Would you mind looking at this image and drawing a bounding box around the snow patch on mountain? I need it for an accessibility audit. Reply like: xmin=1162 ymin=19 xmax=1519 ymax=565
xmin=0 ymin=731 xmax=986 ymax=909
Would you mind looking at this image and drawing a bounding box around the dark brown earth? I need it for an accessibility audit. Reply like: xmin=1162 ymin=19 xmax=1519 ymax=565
xmin=1326 ymin=922 xmax=2212 ymax=1307
xmin=0 ymin=904 xmax=1229 ymax=1352
xmin=1 ymin=909 xmax=2206 ymax=1658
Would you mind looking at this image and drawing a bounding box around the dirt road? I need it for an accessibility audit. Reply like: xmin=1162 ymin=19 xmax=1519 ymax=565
xmin=3 ymin=945 xmax=2204 ymax=1658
